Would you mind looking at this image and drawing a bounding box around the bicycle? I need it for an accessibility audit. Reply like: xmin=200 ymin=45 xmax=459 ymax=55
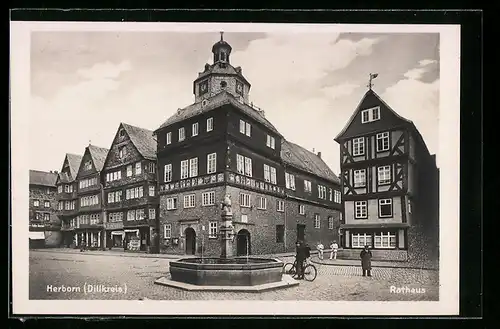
xmin=282 ymin=258 xmax=317 ymax=281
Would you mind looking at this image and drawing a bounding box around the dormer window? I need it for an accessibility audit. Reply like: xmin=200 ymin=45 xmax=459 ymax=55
xmin=84 ymin=161 xmax=92 ymax=170
xmin=361 ymin=106 xmax=380 ymax=123
xmin=119 ymin=129 xmax=125 ymax=138
xmin=220 ymin=81 xmax=227 ymax=88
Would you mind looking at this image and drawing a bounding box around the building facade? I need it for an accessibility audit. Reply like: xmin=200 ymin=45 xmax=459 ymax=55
xmin=55 ymin=153 xmax=83 ymax=247
xmin=154 ymin=34 xmax=342 ymax=257
xmin=73 ymin=144 xmax=109 ymax=249
xmin=101 ymin=123 xmax=159 ymax=252
xmin=29 ymin=170 xmax=61 ymax=248
xmin=335 ymin=89 xmax=439 ymax=266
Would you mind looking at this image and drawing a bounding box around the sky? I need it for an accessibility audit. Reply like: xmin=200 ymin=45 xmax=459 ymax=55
xmin=29 ymin=30 xmax=440 ymax=175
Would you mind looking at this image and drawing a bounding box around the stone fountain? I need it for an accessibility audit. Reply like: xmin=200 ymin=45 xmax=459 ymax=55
xmin=155 ymin=195 xmax=298 ymax=291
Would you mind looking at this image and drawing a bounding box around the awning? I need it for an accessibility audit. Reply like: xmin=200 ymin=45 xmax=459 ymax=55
xmin=111 ymin=231 xmax=124 ymax=236
xmin=29 ymin=231 xmax=45 ymax=240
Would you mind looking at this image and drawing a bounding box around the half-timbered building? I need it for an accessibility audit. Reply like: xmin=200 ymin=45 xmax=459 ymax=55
xmin=335 ymin=88 xmax=439 ymax=265
xmin=29 ymin=170 xmax=60 ymax=248
xmin=74 ymin=144 xmax=109 ymax=249
xmin=154 ymin=33 xmax=342 ymax=257
xmin=101 ymin=123 xmax=158 ymax=252
xmin=55 ymin=153 xmax=83 ymax=247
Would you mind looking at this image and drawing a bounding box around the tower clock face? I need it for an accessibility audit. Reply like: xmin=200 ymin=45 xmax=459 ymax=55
xmin=236 ymin=82 xmax=244 ymax=95
xmin=199 ymin=80 xmax=208 ymax=95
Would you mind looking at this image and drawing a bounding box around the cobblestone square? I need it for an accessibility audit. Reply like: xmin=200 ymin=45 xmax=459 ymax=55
xmin=29 ymin=250 xmax=439 ymax=301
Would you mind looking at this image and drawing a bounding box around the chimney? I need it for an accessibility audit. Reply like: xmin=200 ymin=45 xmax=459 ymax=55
xmin=317 ymin=152 xmax=322 ymax=159
xmin=312 ymin=148 xmax=315 ymax=153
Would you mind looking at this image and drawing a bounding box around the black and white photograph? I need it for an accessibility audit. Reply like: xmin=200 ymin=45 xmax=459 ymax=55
xmin=11 ymin=22 xmax=460 ymax=316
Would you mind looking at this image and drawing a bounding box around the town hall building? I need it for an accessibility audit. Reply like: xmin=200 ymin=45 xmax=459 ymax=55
xmin=154 ymin=33 xmax=342 ymax=257
xmin=334 ymin=87 xmax=439 ymax=266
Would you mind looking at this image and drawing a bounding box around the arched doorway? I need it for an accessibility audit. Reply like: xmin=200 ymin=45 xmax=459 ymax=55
xmin=236 ymin=229 xmax=251 ymax=256
xmin=185 ymin=227 xmax=196 ymax=255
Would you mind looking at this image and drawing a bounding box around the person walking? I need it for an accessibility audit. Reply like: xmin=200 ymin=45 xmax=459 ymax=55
xmin=329 ymin=240 xmax=339 ymax=260
xmin=317 ymin=242 xmax=324 ymax=260
xmin=360 ymin=245 xmax=373 ymax=277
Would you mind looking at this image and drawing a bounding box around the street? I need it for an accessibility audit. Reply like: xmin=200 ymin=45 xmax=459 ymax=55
xmin=29 ymin=250 xmax=439 ymax=301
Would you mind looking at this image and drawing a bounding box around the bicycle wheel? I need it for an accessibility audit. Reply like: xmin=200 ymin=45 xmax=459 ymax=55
xmin=283 ymin=262 xmax=296 ymax=275
xmin=303 ymin=264 xmax=317 ymax=281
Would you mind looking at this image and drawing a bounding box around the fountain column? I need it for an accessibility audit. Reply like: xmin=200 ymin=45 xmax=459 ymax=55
xmin=220 ymin=194 xmax=234 ymax=259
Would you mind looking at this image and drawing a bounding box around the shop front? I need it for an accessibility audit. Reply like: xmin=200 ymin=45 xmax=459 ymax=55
xmin=29 ymin=231 xmax=46 ymax=249
xmin=104 ymin=221 xmax=124 ymax=250
xmin=123 ymin=226 xmax=150 ymax=252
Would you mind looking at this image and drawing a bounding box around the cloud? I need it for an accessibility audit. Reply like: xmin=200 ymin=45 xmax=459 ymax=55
xmin=77 ymin=60 xmax=132 ymax=80
xmin=419 ymin=59 xmax=437 ymax=66
xmin=322 ymin=82 xmax=361 ymax=101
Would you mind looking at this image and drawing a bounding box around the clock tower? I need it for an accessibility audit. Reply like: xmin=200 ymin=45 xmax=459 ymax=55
xmin=193 ymin=32 xmax=251 ymax=103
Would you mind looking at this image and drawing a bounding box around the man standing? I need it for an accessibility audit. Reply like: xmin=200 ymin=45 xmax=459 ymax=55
xmin=295 ymin=241 xmax=306 ymax=280
xmin=317 ymin=242 xmax=324 ymax=260
xmin=360 ymin=245 xmax=373 ymax=277
xmin=329 ymin=240 xmax=339 ymax=260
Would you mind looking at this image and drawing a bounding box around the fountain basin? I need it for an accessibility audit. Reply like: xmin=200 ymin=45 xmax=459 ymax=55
xmin=169 ymin=257 xmax=284 ymax=286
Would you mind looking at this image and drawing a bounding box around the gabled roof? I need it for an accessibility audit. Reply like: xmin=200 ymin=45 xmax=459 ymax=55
xmin=155 ymin=91 xmax=280 ymax=135
xmin=66 ymin=153 xmax=83 ymax=178
xmin=335 ymin=89 xmax=412 ymax=141
xmin=334 ymin=88 xmax=434 ymax=160
xmin=29 ymin=170 xmax=57 ymax=187
xmin=121 ymin=123 xmax=157 ymax=160
xmin=195 ymin=62 xmax=250 ymax=86
xmin=281 ymin=140 xmax=340 ymax=185
xmin=87 ymin=145 xmax=109 ymax=172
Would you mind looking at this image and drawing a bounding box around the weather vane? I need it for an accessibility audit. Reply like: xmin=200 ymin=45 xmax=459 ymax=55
xmin=367 ymin=73 xmax=379 ymax=90
xmin=220 ymin=31 xmax=224 ymax=41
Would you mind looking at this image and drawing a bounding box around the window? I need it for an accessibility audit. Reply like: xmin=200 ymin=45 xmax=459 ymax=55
xmin=266 ymin=135 xmax=275 ymax=149
xmin=148 ymin=162 xmax=156 ymax=173
xmin=84 ymin=161 xmax=92 ymax=170
xmin=334 ymin=190 xmax=341 ymax=203
xmin=239 ymin=119 xmax=251 ymax=136
xmin=44 ymin=213 xmax=50 ymax=222
xmin=108 ymin=212 xmax=123 ymax=222
xmin=299 ymin=204 xmax=305 ymax=215
xmin=90 ymin=214 xmax=100 ymax=225
xmin=164 ymin=164 xmax=172 ymax=182
xmin=119 ymin=129 xmax=125 ymax=137
xmin=126 ymin=186 xmax=143 ymax=199
xmin=352 ymin=233 xmax=372 ymax=248
xmin=189 ymin=157 xmax=198 ymax=178
xmin=178 ymin=127 xmax=185 ymax=141
xmin=257 ymin=197 xmax=267 ymax=210
xmin=166 ymin=197 xmax=178 ymax=210
xmin=361 ymin=106 xmax=380 ymax=123
xmin=164 ymin=224 xmax=172 ymax=238
xmin=206 ymin=117 xmax=213 ymax=132
xmin=183 ymin=194 xmax=196 ymax=208
xmin=264 ymin=164 xmax=276 ymax=184
xmin=127 ymin=209 xmax=145 ymax=221
xmin=107 ymin=191 xmax=122 ymax=204
xmin=304 ymin=180 xmax=312 ymax=193
xmin=166 ymin=132 xmax=172 ymax=145
xmin=106 ymin=170 xmax=122 ymax=182
xmin=180 ymin=160 xmax=189 ymax=179
xmin=276 ymin=225 xmax=284 ymax=243
xmin=58 ymin=201 xmax=63 ymax=210
xmin=376 ymin=132 xmax=390 ymax=151
xmin=44 ymin=201 xmax=50 ymax=208
xmin=79 ymin=177 xmax=98 ymax=189
xmin=353 ymin=137 xmax=365 ymax=156
xmin=329 ymin=188 xmax=333 ymax=201
xmin=277 ymin=200 xmax=284 ymax=212
xmin=239 ymin=193 xmax=251 ymax=207
xmin=408 ymin=199 xmax=412 ymax=214
xmin=80 ymin=195 xmax=99 ymax=207
xmin=378 ymin=165 xmax=391 ymax=185
xmin=149 ymin=186 xmax=155 ymax=197
xmin=33 ymin=200 xmax=40 ymax=207
xmin=285 ymin=172 xmax=295 ymax=190
xmin=328 ymin=216 xmax=334 ymax=229
xmin=209 ymin=221 xmax=218 ymax=238
xmin=318 ymin=185 xmax=327 ymax=199
xmin=58 ymin=185 xmax=63 ymax=193
xmin=202 ymin=191 xmax=215 ymax=206
xmin=119 ymin=147 xmax=127 ymax=159
xmin=127 ymin=165 xmax=133 ymax=177
xmin=236 ymin=154 xmax=252 ymax=177
xmin=314 ymin=214 xmax=320 ymax=229
xmin=149 ymin=208 xmax=156 ymax=219
xmin=244 ymin=157 xmax=252 ymax=177
xmin=192 ymin=122 xmax=199 ymax=136
xmin=354 ymin=169 xmax=366 ymax=188
xmin=207 ymin=153 xmax=217 ymax=174
xmin=379 ymin=199 xmax=393 ymax=217
xmin=241 ymin=214 xmax=248 ymax=223
xmin=355 ymin=201 xmax=368 ymax=219
xmin=135 ymin=162 xmax=142 ymax=175
xmin=65 ymin=185 xmax=73 ymax=193
xmin=374 ymin=232 xmax=396 ymax=248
